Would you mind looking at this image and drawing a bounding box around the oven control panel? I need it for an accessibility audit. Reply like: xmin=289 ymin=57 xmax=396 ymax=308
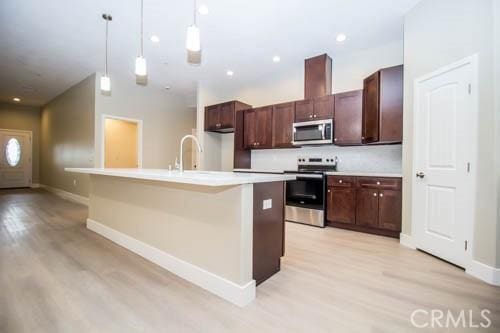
xmin=297 ymin=156 xmax=338 ymax=166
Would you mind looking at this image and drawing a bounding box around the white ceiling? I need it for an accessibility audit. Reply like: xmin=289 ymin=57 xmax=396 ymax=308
xmin=0 ymin=0 xmax=420 ymax=107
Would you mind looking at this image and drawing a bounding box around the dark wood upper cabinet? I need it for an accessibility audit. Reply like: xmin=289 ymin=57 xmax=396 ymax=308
xmin=304 ymin=54 xmax=332 ymax=99
xmin=362 ymin=65 xmax=403 ymax=144
xmin=234 ymin=108 xmax=251 ymax=169
xmin=294 ymin=99 xmax=314 ymax=122
xmin=334 ymin=90 xmax=363 ymax=145
xmin=294 ymin=95 xmax=334 ymax=122
xmin=313 ymin=95 xmax=335 ymax=120
xmin=244 ymin=106 xmax=273 ymax=149
xmin=272 ymin=102 xmax=295 ymax=148
xmin=205 ymin=100 xmax=251 ymax=133
xmin=255 ymin=106 xmax=273 ymax=148
xmin=205 ymin=104 xmax=221 ymax=131
xmin=243 ymin=109 xmax=256 ymax=149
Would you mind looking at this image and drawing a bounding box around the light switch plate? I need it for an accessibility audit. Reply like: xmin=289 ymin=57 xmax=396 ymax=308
xmin=263 ymin=199 xmax=272 ymax=210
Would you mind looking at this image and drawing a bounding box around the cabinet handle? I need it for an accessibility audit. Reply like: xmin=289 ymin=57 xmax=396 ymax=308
xmin=334 ymin=138 xmax=337 ymax=142
xmin=379 ymin=193 xmax=384 ymax=197
xmin=309 ymin=115 xmax=313 ymax=118
xmin=327 ymin=189 xmax=331 ymax=193
xmin=373 ymin=193 xmax=377 ymax=197
xmin=376 ymin=181 xmax=380 ymax=185
xmin=338 ymin=180 xmax=342 ymax=183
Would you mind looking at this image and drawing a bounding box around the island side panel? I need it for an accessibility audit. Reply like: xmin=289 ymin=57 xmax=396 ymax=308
xmin=87 ymin=175 xmax=253 ymax=287
xmin=252 ymin=181 xmax=285 ymax=285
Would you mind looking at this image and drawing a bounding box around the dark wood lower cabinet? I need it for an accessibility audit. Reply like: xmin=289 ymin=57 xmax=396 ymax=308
xmin=326 ymin=176 xmax=402 ymax=238
xmin=327 ymin=187 xmax=356 ymax=225
xmin=378 ymin=189 xmax=402 ymax=231
xmin=355 ymin=188 xmax=379 ymax=228
xmin=253 ymin=181 xmax=284 ymax=285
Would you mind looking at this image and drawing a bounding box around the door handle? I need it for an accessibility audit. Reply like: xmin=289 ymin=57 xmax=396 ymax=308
xmin=416 ymin=172 xmax=425 ymax=178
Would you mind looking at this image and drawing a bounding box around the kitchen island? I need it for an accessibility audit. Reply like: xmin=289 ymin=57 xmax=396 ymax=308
xmin=65 ymin=168 xmax=294 ymax=307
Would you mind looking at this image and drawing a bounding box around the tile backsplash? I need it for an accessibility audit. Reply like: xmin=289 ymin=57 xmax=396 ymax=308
xmin=251 ymin=144 xmax=402 ymax=173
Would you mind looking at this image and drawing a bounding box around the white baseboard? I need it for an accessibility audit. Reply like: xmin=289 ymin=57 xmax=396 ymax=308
xmin=86 ymin=218 xmax=256 ymax=307
xmin=467 ymin=260 xmax=500 ymax=286
xmin=40 ymin=184 xmax=89 ymax=206
xmin=399 ymin=233 xmax=416 ymax=249
xmin=30 ymin=183 xmax=40 ymax=188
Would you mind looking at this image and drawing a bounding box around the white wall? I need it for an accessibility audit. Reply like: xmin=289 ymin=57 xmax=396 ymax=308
xmin=95 ymin=73 xmax=196 ymax=170
xmin=403 ymin=0 xmax=498 ymax=267
xmin=494 ymin=0 xmax=500 ymax=267
xmin=197 ymin=40 xmax=404 ymax=172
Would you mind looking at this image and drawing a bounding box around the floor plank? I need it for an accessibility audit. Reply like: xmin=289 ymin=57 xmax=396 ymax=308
xmin=0 ymin=188 xmax=499 ymax=332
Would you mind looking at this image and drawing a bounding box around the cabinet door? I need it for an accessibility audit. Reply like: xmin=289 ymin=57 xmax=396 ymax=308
xmin=327 ymin=186 xmax=356 ymax=225
xmin=334 ymin=90 xmax=362 ymax=145
xmin=219 ymin=102 xmax=234 ymax=129
xmin=378 ymin=189 xmax=402 ymax=231
xmin=362 ymin=71 xmax=380 ymax=143
xmin=243 ymin=110 xmax=256 ymax=149
xmin=205 ymin=105 xmax=220 ymax=131
xmin=379 ymin=65 xmax=403 ymax=143
xmin=295 ymin=100 xmax=314 ymax=122
xmin=313 ymin=95 xmax=334 ymax=120
xmin=272 ymin=102 xmax=295 ymax=148
xmin=356 ymin=188 xmax=379 ymax=228
xmin=255 ymin=106 xmax=273 ymax=148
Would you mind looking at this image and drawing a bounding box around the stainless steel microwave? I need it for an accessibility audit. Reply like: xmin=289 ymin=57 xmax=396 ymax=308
xmin=292 ymin=119 xmax=333 ymax=145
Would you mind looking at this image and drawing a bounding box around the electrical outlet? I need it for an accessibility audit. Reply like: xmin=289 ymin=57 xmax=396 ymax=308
xmin=73 ymin=179 xmax=77 ymax=186
xmin=262 ymin=199 xmax=272 ymax=210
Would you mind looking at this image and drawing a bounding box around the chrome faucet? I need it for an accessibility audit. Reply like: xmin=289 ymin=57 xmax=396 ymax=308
xmin=179 ymin=134 xmax=203 ymax=173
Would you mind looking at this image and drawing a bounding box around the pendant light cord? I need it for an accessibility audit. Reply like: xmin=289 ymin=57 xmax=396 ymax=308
xmin=193 ymin=0 xmax=197 ymax=25
xmin=105 ymin=18 xmax=108 ymax=76
xmin=140 ymin=0 xmax=144 ymax=57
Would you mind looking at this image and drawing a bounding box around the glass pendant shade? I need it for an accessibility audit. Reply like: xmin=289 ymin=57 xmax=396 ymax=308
xmin=135 ymin=56 xmax=147 ymax=77
xmin=100 ymin=75 xmax=111 ymax=92
xmin=186 ymin=24 xmax=201 ymax=52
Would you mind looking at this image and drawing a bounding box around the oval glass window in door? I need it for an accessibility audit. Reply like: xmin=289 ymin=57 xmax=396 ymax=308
xmin=6 ymin=138 xmax=21 ymax=167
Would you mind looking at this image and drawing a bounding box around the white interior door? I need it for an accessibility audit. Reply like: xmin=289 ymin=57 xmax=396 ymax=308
xmin=0 ymin=129 xmax=32 ymax=188
xmin=413 ymin=56 xmax=477 ymax=268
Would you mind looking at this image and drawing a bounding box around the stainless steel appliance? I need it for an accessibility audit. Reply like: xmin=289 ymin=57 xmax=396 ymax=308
xmin=285 ymin=155 xmax=338 ymax=227
xmin=292 ymin=119 xmax=333 ymax=146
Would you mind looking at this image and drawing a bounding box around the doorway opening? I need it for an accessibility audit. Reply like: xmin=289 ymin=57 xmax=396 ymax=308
xmin=102 ymin=115 xmax=143 ymax=168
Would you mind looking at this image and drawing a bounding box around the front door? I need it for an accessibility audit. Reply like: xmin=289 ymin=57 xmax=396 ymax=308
xmin=413 ymin=56 xmax=477 ymax=268
xmin=0 ymin=129 xmax=32 ymax=188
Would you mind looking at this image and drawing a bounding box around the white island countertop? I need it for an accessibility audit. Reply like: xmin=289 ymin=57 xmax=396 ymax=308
xmin=65 ymin=168 xmax=295 ymax=187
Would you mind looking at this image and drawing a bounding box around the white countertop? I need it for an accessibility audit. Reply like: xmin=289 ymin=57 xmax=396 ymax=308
xmin=65 ymin=168 xmax=295 ymax=187
xmin=325 ymin=171 xmax=402 ymax=178
xmin=233 ymin=168 xmax=285 ymax=174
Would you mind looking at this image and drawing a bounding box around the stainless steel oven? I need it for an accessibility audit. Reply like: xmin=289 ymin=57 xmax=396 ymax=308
xmin=284 ymin=155 xmax=338 ymax=227
xmin=285 ymin=173 xmax=325 ymax=227
xmin=292 ymin=119 xmax=333 ymax=146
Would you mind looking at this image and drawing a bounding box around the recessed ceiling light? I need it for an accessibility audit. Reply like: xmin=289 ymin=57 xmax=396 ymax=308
xmin=198 ymin=4 xmax=209 ymax=15
xmin=150 ymin=35 xmax=160 ymax=43
xmin=164 ymin=86 xmax=171 ymax=90
xmin=272 ymin=56 xmax=281 ymax=63
xmin=226 ymin=70 xmax=234 ymax=77
xmin=13 ymin=97 xmax=20 ymax=102
xmin=336 ymin=33 xmax=347 ymax=42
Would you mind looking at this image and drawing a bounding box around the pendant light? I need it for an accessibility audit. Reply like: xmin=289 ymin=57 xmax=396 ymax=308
xmin=135 ymin=0 xmax=147 ymax=83
xmin=101 ymin=14 xmax=112 ymax=94
xmin=186 ymin=0 xmax=201 ymax=65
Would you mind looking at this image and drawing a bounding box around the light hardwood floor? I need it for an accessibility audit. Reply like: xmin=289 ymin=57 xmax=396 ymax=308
xmin=1 ymin=188 xmax=499 ymax=332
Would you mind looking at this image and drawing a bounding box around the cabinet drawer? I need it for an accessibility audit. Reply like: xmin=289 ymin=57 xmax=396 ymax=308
xmin=327 ymin=176 xmax=356 ymax=187
xmin=356 ymin=177 xmax=401 ymax=190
